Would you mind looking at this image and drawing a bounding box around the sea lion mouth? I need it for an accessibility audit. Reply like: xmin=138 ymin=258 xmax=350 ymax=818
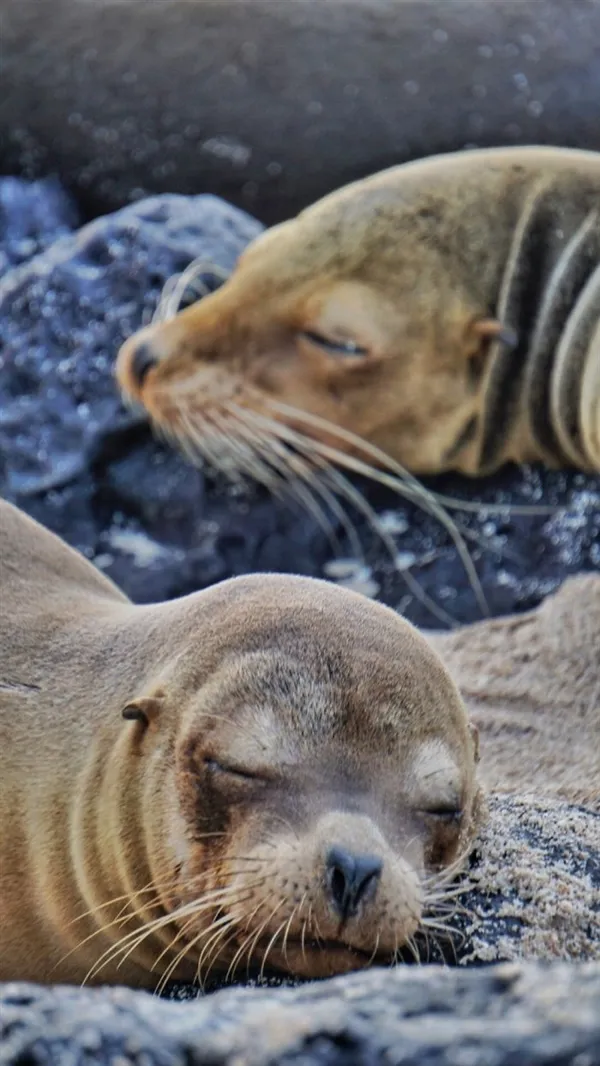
xmin=245 ymin=933 xmax=389 ymax=976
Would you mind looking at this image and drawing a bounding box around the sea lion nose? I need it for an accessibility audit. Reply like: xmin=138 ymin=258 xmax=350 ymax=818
xmin=130 ymin=342 xmax=158 ymax=387
xmin=325 ymin=846 xmax=383 ymax=920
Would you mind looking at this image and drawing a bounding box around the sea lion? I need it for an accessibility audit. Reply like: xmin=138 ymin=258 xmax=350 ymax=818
xmin=0 ymin=498 xmax=481 ymax=988
xmin=428 ymin=573 xmax=600 ymax=812
xmin=116 ymin=147 xmax=600 ymax=486
xmin=3 ymin=0 xmax=600 ymax=223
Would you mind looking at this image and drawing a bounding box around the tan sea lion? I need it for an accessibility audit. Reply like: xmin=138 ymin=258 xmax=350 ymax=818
xmin=116 ymin=147 xmax=600 ymax=485
xmin=428 ymin=573 xmax=600 ymax=812
xmin=0 ymin=498 xmax=481 ymax=989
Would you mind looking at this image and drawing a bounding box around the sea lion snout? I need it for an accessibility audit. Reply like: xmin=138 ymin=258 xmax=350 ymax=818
xmin=325 ymin=846 xmax=383 ymax=920
xmin=130 ymin=341 xmax=158 ymax=388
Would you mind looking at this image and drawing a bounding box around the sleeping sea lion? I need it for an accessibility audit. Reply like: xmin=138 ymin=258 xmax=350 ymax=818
xmin=0 ymin=498 xmax=481 ymax=988
xmin=116 ymin=147 xmax=600 ymax=483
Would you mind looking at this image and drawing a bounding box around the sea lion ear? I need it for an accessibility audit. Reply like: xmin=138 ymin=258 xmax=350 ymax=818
xmin=468 ymin=721 xmax=480 ymax=764
xmin=121 ymin=696 xmax=163 ymax=728
xmin=470 ymin=318 xmax=518 ymax=352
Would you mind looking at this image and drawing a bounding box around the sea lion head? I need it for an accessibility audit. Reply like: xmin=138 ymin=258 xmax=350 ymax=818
xmin=129 ymin=574 xmax=482 ymax=983
xmin=116 ymin=155 xmax=520 ymax=478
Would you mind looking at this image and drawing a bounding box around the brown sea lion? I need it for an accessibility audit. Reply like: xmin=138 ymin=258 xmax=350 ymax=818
xmin=428 ymin=573 xmax=600 ymax=812
xmin=116 ymin=147 xmax=600 ymax=484
xmin=0 ymin=498 xmax=481 ymax=988
xmin=4 ymin=0 xmax=600 ymax=223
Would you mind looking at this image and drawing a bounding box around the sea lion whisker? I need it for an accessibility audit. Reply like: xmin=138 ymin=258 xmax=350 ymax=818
xmin=202 ymin=924 xmax=244 ymax=988
xmin=243 ymin=899 xmax=287 ymax=978
xmin=405 ymin=934 xmax=421 ymax=965
xmin=67 ymin=860 xmax=226 ymax=929
xmin=56 ymin=904 xmax=154 ymax=974
xmin=225 ymin=404 xmax=365 ymax=560
xmin=280 ymin=904 xmax=299 ymax=968
xmin=202 ymin=408 xmax=296 ymax=498
xmin=93 ymin=892 xmax=253 ymax=987
xmin=319 ymin=464 xmax=459 ymax=628
xmin=153 ymin=258 xmax=230 ymax=324
xmin=265 ymin=399 xmax=443 ymax=506
xmin=234 ymin=405 xmax=482 ymax=623
xmin=424 ymin=868 xmax=471 ymax=897
xmin=222 ymin=413 xmax=346 ymax=552
xmin=419 ymin=920 xmax=462 ymax=964
xmin=161 ymin=912 xmax=238 ymax=993
xmin=431 ymin=492 xmax=558 ymax=517
xmin=150 ymin=890 xmax=256 ymax=977
xmin=67 ymin=877 xmax=172 ymax=926
xmin=232 ymin=405 xmax=368 ymax=562
xmin=424 ymin=886 xmax=473 ymax=910
xmin=175 ymin=405 xmax=243 ymax=480
xmin=211 ymin=409 xmax=345 ymax=552
xmin=300 ymin=915 xmax=309 ymax=966
xmin=58 ymin=875 xmax=199 ymax=970
xmin=258 ymin=915 xmax=290 ymax=984
xmin=82 ymin=883 xmax=264 ymax=983
xmin=420 ymin=917 xmax=464 ymax=940
xmin=423 ymin=842 xmax=474 ymax=887
xmin=263 ymin=398 xmax=488 ymax=551
xmin=224 ymin=900 xmax=266 ymax=983
xmin=366 ymin=931 xmax=382 ymax=967
xmin=294 ymin=441 xmax=488 ymax=619
xmin=236 ymin=406 xmax=458 ymax=623
xmin=209 ymin=412 xmax=290 ymax=487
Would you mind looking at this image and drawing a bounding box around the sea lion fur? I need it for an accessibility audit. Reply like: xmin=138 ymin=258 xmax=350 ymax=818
xmin=117 ymin=147 xmax=600 ymax=479
xmin=0 ymin=498 xmax=481 ymax=988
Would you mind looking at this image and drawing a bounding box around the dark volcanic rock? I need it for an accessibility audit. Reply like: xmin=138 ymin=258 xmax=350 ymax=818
xmin=0 ymin=176 xmax=79 ymax=272
xmin=0 ymin=188 xmax=598 ymax=626
xmin=2 ymin=961 xmax=600 ymax=1066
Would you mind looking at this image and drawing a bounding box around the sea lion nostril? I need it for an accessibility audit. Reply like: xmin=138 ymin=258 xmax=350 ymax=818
xmin=131 ymin=343 xmax=158 ymax=387
xmin=325 ymin=846 xmax=383 ymax=920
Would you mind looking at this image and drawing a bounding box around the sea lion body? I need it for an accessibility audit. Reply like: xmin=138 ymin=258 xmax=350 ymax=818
xmin=3 ymin=0 xmax=600 ymax=223
xmin=117 ymin=147 xmax=600 ymax=479
xmin=0 ymin=499 xmax=480 ymax=987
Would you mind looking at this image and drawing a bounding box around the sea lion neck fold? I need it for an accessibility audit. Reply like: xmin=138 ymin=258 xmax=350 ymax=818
xmin=117 ymin=146 xmax=600 ymax=479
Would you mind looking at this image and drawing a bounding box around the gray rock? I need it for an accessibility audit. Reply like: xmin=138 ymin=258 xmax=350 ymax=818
xmin=0 ymin=176 xmax=79 ymax=273
xmin=2 ymin=961 xmax=600 ymax=1065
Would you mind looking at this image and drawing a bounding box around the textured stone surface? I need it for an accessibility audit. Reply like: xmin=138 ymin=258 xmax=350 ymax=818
xmin=2 ymin=962 xmax=600 ymax=1065
xmin=0 ymin=182 xmax=598 ymax=627
xmin=0 ymin=176 xmax=79 ymax=272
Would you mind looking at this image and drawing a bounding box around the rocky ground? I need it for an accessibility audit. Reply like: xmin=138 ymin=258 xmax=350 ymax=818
xmin=3 ymin=962 xmax=600 ymax=1066
xmin=0 ymin=177 xmax=598 ymax=1064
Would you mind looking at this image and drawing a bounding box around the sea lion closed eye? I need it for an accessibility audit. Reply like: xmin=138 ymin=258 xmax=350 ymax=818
xmin=0 ymin=498 xmax=482 ymax=989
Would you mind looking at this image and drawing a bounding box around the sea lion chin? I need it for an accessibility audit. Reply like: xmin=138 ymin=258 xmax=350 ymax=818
xmin=116 ymin=145 xmax=600 ymax=480
xmin=0 ymin=499 xmax=482 ymax=989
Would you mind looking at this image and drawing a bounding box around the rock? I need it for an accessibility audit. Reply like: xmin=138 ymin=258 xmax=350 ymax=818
xmin=0 ymin=176 xmax=79 ymax=272
xmin=0 ymin=184 xmax=598 ymax=626
xmin=2 ymin=961 xmax=600 ymax=1065
xmin=454 ymin=796 xmax=600 ymax=965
